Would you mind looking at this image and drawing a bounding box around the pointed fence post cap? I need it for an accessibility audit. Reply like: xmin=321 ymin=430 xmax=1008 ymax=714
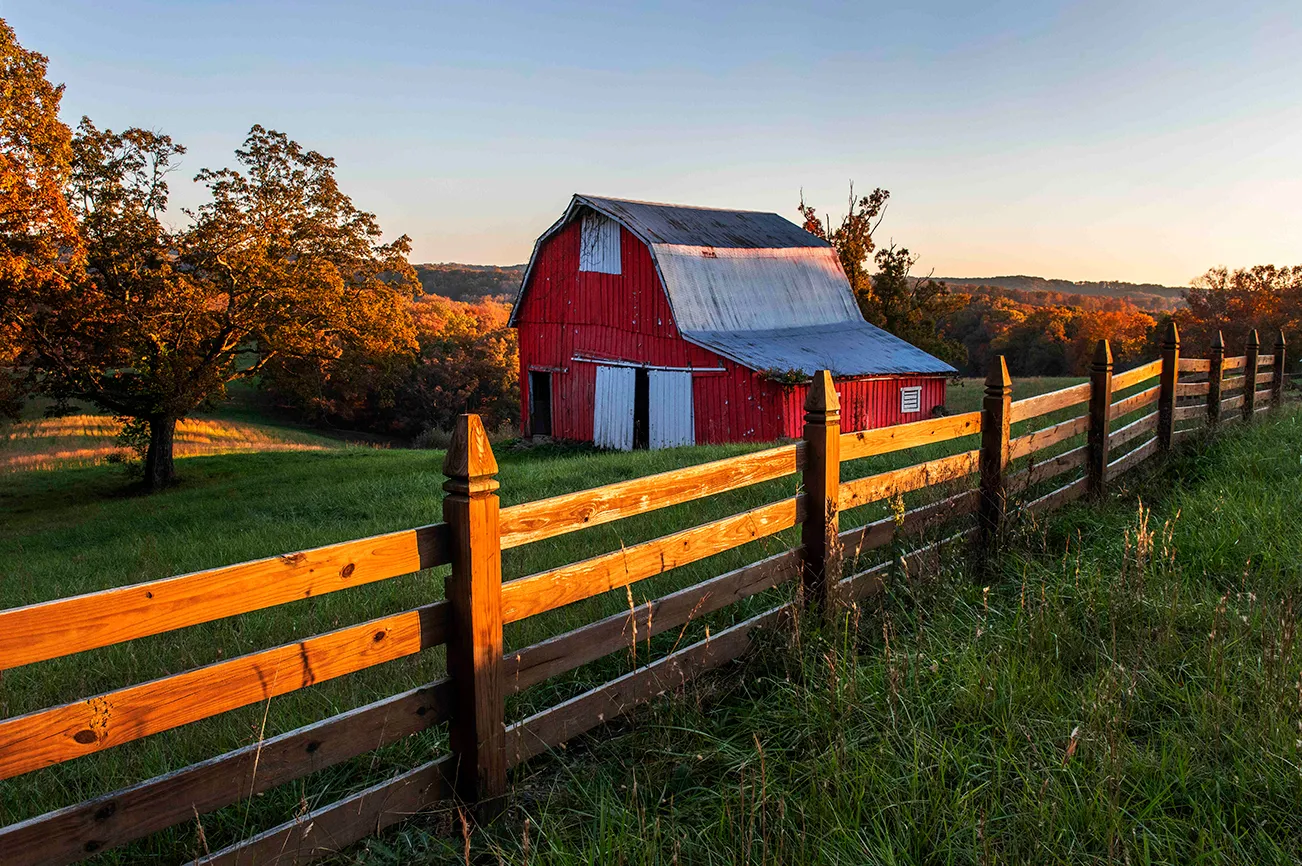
xmin=1247 ymin=328 xmax=1260 ymax=348
xmin=805 ymin=369 xmax=840 ymax=414
xmin=1162 ymin=320 xmax=1180 ymax=348
xmin=1275 ymin=328 xmax=1287 ymax=349
xmin=1092 ymin=339 xmax=1113 ymax=367
xmin=443 ymin=414 xmax=499 ymax=494
xmin=1211 ymin=330 xmax=1224 ymax=350
xmin=985 ymin=356 xmax=1011 ymax=392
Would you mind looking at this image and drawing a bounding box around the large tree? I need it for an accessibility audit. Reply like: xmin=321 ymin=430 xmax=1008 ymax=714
xmin=0 ymin=19 xmax=80 ymax=415
xmin=28 ymin=123 xmax=418 ymax=489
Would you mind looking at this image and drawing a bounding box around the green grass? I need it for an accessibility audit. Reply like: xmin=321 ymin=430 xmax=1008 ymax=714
xmin=1 ymin=376 xmax=1116 ymax=862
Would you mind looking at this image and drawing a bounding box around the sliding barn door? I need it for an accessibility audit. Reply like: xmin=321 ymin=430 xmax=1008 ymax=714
xmin=648 ymin=370 xmax=695 ymax=449
xmin=593 ymin=365 xmax=635 ymax=450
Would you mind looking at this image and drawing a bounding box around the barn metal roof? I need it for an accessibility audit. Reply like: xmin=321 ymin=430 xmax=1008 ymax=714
xmin=689 ymin=322 xmax=956 ymax=378
xmin=512 ymin=195 xmax=956 ymax=377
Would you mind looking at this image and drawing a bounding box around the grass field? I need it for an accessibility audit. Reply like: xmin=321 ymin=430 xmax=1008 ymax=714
xmin=7 ymin=374 xmax=1237 ymax=864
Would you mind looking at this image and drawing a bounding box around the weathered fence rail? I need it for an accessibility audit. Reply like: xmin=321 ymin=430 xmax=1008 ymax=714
xmin=0 ymin=326 xmax=1291 ymax=865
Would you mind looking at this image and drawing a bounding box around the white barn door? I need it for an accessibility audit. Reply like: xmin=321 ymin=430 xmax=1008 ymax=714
xmin=593 ymin=365 xmax=635 ymax=450
xmin=648 ymin=370 xmax=694 ymax=449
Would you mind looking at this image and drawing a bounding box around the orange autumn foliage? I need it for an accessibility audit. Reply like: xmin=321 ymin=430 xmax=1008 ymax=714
xmin=1174 ymin=265 xmax=1302 ymax=353
xmin=0 ymin=20 xmax=80 ymax=415
xmin=940 ymin=288 xmax=1158 ymax=376
xmin=397 ymin=296 xmax=518 ymax=434
xmin=263 ymin=294 xmax=519 ymax=438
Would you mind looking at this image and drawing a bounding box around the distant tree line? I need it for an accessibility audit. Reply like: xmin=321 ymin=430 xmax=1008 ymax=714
xmin=413 ymin=263 xmax=522 ymax=302
xmin=938 ymin=275 xmax=1183 ymax=312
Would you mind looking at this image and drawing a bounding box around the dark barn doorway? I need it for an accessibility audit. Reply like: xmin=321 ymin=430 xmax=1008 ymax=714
xmin=633 ymin=367 xmax=650 ymax=449
xmin=529 ymin=371 xmax=552 ymax=437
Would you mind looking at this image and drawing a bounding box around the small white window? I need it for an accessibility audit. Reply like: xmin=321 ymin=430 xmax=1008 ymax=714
xmin=579 ymin=212 xmax=621 ymax=274
xmin=900 ymin=386 xmax=923 ymax=414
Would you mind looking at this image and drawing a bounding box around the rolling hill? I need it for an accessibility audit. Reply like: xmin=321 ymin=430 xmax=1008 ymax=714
xmin=937 ymin=275 xmax=1185 ymax=310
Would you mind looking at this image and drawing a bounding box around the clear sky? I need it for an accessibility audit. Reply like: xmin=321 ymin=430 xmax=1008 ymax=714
xmin=6 ymin=0 xmax=1301 ymax=286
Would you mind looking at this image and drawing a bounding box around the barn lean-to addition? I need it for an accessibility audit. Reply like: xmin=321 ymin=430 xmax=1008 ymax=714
xmin=510 ymin=195 xmax=956 ymax=449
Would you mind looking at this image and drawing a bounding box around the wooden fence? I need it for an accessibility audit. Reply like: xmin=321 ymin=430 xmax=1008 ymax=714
xmin=0 ymin=325 xmax=1290 ymax=865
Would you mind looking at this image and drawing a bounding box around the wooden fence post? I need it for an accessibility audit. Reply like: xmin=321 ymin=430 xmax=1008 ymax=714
xmin=977 ymin=357 xmax=1011 ymax=562
xmin=442 ymin=413 xmax=507 ymax=816
xmin=1271 ymin=328 xmax=1286 ymax=411
xmin=1207 ymin=331 xmax=1224 ymax=429
xmin=1243 ymin=329 xmax=1259 ymax=421
xmin=1157 ymin=322 xmax=1179 ymax=452
xmin=1087 ymin=339 xmax=1113 ymax=498
xmin=800 ymin=370 xmax=841 ymax=616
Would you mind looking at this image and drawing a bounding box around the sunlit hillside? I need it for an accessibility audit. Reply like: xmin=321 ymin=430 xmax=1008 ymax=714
xmin=0 ymin=415 xmax=340 ymax=473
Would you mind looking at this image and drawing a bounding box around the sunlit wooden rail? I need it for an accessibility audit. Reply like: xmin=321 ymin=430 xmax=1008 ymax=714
xmin=0 ymin=325 xmax=1290 ymax=865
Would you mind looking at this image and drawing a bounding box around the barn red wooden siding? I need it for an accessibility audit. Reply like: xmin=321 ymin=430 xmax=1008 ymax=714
xmin=516 ymin=220 xmax=947 ymax=445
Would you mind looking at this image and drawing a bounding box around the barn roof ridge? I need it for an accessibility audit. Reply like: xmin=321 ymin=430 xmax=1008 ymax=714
xmin=574 ymin=193 xmax=790 ymax=217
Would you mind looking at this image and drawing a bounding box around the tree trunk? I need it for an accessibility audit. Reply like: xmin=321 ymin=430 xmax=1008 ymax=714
xmin=143 ymin=414 xmax=178 ymax=491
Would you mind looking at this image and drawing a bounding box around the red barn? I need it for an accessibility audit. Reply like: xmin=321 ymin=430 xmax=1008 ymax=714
xmin=510 ymin=195 xmax=955 ymax=449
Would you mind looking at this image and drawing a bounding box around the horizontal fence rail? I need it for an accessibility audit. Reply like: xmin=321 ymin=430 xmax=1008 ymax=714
xmin=1111 ymin=358 xmax=1163 ymax=391
xmin=500 ymin=496 xmax=800 ymax=624
xmin=840 ymin=490 xmax=980 ymax=562
xmin=840 ymin=411 xmax=980 ymax=462
xmin=838 ymin=450 xmax=979 ymax=511
xmin=0 ymin=682 xmax=453 ymax=864
xmin=0 ymin=325 xmax=1289 ymax=866
xmin=840 ymin=529 xmax=977 ymax=603
xmin=1009 ymin=413 xmax=1088 ymax=460
xmin=0 ymin=525 xmax=452 ymax=671
xmin=1009 ymin=381 xmax=1090 ymax=423
xmin=505 ymin=603 xmax=790 ymax=769
xmin=1109 ymin=385 xmax=1160 ymax=419
xmin=0 ymin=602 xmax=450 ymax=781
xmin=504 ymin=548 xmax=800 ymax=695
xmin=498 ymin=442 xmax=800 ymax=549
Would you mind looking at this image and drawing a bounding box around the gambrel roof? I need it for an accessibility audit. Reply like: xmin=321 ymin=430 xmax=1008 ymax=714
xmin=511 ymin=195 xmax=956 ymax=377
